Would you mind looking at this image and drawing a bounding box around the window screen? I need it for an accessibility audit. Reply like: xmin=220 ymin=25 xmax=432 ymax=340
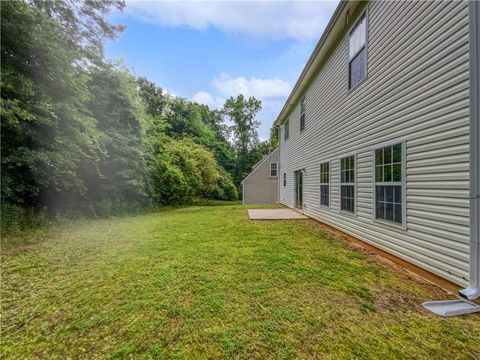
xmin=300 ymin=97 xmax=306 ymax=131
xmin=340 ymin=155 xmax=355 ymax=213
xmin=320 ymin=162 xmax=330 ymax=206
xmin=349 ymin=14 xmax=367 ymax=88
xmin=374 ymin=143 xmax=403 ymax=225
xmin=270 ymin=163 xmax=278 ymax=177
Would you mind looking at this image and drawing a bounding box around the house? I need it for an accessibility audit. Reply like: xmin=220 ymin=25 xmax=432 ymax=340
xmin=242 ymin=148 xmax=279 ymax=205
xmin=277 ymin=1 xmax=479 ymax=300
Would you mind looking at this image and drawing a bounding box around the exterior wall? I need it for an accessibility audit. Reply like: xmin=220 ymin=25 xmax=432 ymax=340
xmin=279 ymin=1 xmax=470 ymax=286
xmin=243 ymin=149 xmax=279 ymax=204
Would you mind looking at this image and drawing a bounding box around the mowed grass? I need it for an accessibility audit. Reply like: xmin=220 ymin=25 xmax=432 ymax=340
xmin=2 ymin=204 xmax=479 ymax=359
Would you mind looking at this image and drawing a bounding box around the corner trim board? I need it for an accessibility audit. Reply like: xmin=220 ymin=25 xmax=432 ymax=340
xmin=460 ymin=0 xmax=480 ymax=300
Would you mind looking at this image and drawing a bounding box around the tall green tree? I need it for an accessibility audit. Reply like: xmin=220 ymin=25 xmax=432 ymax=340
xmin=32 ymin=0 xmax=125 ymax=59
xmin=222 ymin=95 xmax=263 ymax=187
xmin=1 ymin=0 xmax=242 ymax=230
xmin=137 ymin=77 xmax=167 ymax=118
xmin=223 ymin=95 xmax=261 ymax=154
xmin=269 ymin=120 xmax=280 ymax=150
xmin=0 ymin=0 xmax=139 ymax=215
xmin=83 ymin=63 xmax=148 ymax=213
xmin=137 ymin=78 xmax=238 ymax=204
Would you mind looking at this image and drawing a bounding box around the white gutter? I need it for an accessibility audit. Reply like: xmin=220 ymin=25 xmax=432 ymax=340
xmin=278 ymin=140 xmax=281 ymax=204
xmin=460 ymin=0 xmax=480 ymax=300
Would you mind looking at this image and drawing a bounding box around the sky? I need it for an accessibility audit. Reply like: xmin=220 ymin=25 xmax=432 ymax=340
xmin=106 ymin=1 xmax=339 ymax=140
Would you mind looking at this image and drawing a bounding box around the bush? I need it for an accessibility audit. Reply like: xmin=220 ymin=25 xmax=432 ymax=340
xmin=147 ymin=138 xmax=238 ymax=204
xmin=207 ymin=168 xmax=238 ymax=201
xmin=1 ymin=202 xmax=49 ymax=240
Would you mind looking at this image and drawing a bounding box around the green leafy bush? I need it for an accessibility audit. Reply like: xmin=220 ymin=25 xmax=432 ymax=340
xmin=147 ymin=138 xmax=237 ymax=204
xmin=1 ymin=202 xmax=49 ymax=240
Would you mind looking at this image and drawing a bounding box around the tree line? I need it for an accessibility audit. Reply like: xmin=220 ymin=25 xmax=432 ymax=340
xmin=1 ymin=1 xmax=278 ymax=233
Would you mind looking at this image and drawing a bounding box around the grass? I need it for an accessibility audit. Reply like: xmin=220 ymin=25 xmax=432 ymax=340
xmin=2 ymin=203 xmax=479 ymax=359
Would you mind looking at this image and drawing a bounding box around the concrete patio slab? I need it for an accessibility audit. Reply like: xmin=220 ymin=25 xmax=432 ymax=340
xmin=248 ymin=208 xmax=308 ymax=220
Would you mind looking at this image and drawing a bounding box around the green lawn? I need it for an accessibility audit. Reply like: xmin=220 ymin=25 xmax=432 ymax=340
xmin=2 ymin=204 xmax=479 ymax=359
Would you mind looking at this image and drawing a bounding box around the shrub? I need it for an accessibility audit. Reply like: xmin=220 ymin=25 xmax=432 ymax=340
xmin=1 ymin=202 xmax=49 ymax=240
xmin=147 ymin=138 xmax=238 ymax=204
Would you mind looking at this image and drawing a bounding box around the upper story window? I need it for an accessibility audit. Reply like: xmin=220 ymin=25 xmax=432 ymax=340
xmin=340 ymin=155 xmax=355 ymax=213
xmin=374 ymin=143 xmax=404 ymax=226
xmin=300 ymin=96 xmax=306 ymax=131
xmin=320 ymin=162 xmax=330 ymax=207
xmin=349 ymin=14 xmax=367 ymax=89
xmin=284 ymin=119 xmax=290 ymax=140
xmin=283 ymin=173 xmax=286 ymax=186
xmin=270 ymin=163 xmax=278 ymax=177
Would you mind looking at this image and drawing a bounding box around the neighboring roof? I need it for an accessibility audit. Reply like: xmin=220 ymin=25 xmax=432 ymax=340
xmin=250 ymin=154 xmax=269 ymax=172
xmin=241 ymin=148 xmax=279 ymax=185
xmin=276 ymin=0 xmax=365 ymax=126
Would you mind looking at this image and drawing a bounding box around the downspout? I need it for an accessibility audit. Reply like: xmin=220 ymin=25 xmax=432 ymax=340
xmin=278 ymin=146 xmax=281 ymax=204
xmin=460 ymin=0 xmax=480 ymax=300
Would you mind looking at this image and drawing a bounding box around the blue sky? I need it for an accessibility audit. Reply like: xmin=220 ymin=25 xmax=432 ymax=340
xmin=106 ymin=1 xmax=339 ymax=140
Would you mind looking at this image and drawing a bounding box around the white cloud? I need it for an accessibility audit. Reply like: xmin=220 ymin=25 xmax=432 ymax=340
xmin=192 ymin=73 xmax=292 ymax=140
xmin=193 ymin=73 xmax=291 ymax=110
xmin=192 ymin=91 xmax=214 ymax=106
xmin=124 ymin=1 xmax=339 ymax=42
xmin=192 ymin=91 xmax=224 ymax=109
xmin=212 ymin=73 xmax=291 ymax=100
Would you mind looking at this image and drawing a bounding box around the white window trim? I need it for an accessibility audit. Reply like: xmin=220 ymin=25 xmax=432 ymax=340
xmin=347 ymin=8 xmax=369 ymax=91
xmin=339 ymin=154 xmax=357 ymax=216
xmin=270 ymin=162 xmax=278 ymax=177
xmin=371 ymin=140 xmax=407 ymax=230
xmin=300 ymin=96 xmax=306 ymax=132
xmin=284 ymin=119 xmax=290 ymax=140
xmin=319 ymin=161 xmax=331 ymax=209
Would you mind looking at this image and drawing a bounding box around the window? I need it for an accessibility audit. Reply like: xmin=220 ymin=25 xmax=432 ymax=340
xmin=283 ymin=173 xmax=286 ymax=187
xmin=374 ymin=143 xmax=403 ymax=225
xmin=349 ymin=14 xmax=367 ymax=89
xmin=320 ymin=162 xmax=330 ymax=206
xmin=340 ymin=155 xmax=355 ymax=213
xmin=300 ymin=96 xmax=306 ymax=131
xmin=270 ymin=163 xmax=278 ymax=177
xmin=284 ymin=119 xmax=290 ymax=140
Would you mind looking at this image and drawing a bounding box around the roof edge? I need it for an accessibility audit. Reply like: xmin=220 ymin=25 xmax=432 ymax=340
xmin=276 ymin=0 xmax=364 ymax=126
xmin=241 ymin=148 xmax=279 ymax=185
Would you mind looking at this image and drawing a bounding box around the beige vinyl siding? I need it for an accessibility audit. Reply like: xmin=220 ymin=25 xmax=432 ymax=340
xmin=279 ymin=0 xmax=470 ymax=286
xmin=243 ymin=149 xmax=279 ymax=204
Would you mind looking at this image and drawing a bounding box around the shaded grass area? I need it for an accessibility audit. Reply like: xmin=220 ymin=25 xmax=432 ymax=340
xmin=2 ymin=204 xmax=479 ymax=359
